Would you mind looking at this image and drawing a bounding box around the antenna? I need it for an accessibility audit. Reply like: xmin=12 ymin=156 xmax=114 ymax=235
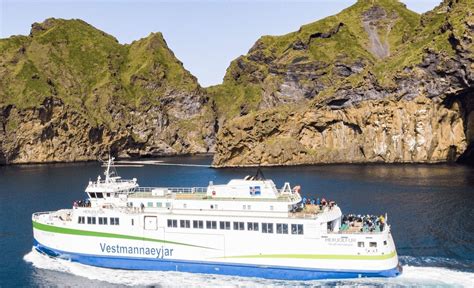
xmin=254 ymin=165 xmax=266 ymax=180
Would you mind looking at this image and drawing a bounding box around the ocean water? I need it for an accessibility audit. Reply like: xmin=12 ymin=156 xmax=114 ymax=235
xmin=1 ymin=156 xmax=473 ymax=287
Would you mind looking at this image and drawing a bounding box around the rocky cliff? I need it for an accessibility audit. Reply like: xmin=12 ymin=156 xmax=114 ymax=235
xmin=0 ymin=19 xmax=216 ymax=164
xmin=213 ymin=0 xmax=473 ymax=167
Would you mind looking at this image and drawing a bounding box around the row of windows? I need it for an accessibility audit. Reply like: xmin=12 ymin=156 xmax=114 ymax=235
xmin=78 ymin=216 xmax=119 ymax=225
xmin=167 ymin=219 xmax=304 ymax=235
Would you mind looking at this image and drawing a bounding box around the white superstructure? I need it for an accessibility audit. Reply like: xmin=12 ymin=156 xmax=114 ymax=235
xmin=32 ymin=158 xmax=401 ymax=280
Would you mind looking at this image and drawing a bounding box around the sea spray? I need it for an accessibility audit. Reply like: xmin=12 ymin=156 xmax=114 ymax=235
xmin=24 ymin=250 xmax=474 ymax=287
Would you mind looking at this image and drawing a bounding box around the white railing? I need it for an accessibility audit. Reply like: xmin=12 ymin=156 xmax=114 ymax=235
xmin=133 ymin=187 xmax=207 ymax=194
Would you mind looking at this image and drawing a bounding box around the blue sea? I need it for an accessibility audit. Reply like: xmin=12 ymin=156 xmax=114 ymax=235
xmin=1 ymin=156 xmax=473 ymax=287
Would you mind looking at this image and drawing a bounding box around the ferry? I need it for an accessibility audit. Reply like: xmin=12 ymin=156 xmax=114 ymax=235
xmin=32 ymin=158 xmax=402 ymax=280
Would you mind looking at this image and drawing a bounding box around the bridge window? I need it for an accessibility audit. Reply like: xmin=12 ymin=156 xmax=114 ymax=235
xmin=87 ymin=217 xmax=96 ymax=225
xmin=233 ymin=222 xmax=245 ymax=230
xmin=98 ymin=217 xmax=108 ymax=225
xmin=369 ymin=242 xmax=377 ymax=248
xmin=167 ymin=219 xmax=178 ymax=228
xmin=96 ymin=193 xmax=103 ymax=198
xmin=291 ymin=224 xmax=304 ymax=235
xmin=180 ymin=220 xmax=190 ymax=228
xmin=206 ymin=221 xmax=217 ymax=229
xmin=78 ymin=216 xmax=85 ymax=224
xmin=193 ymin=220 xmax=203 ymax=229
xmin=247 ymin=222 xmax=259 ymax=231
xmin=219 ymin=221 xmax=231 ymax=230
xmin=358 ymin=242 xmax=365 ymax=248
xmin=110 ymin=217 xmax=120 ymax=225
xmin=276 ymin=223 xmax=288 ymax=234
xmin=262 ymin=223 xmax=274 ymax=233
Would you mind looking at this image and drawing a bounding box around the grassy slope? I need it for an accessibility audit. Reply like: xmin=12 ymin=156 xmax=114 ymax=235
xmin=208 ymin=0 xmax=420 ymax=119
xmin=0 ymin=18 xmax=201 ymax=127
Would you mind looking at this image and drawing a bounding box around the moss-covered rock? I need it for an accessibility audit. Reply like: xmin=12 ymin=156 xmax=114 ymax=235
xmin=0 ymin=18 xmax=216 ymax=164
xmin=212 ymin=0 xmax=474 ymax=167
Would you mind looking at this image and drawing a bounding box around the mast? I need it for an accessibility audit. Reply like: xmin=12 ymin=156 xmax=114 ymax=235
xmin=104 ymin=156 xmax=114 ymax=183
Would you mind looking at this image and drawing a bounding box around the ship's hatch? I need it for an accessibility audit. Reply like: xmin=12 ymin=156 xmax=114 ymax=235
xmin=144 ymin=216 xmax=158 ymax=230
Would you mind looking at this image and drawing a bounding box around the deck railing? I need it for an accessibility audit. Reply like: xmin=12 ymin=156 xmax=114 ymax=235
xmin=133 ymin=187 xmax=208 ymax=193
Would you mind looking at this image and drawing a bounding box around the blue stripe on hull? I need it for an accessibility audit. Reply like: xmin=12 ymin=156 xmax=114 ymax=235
xmin=33 ymin=240 xmax=402 ymax=280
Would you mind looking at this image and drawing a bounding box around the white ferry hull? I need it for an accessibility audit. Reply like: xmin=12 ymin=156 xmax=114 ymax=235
xmin=33 ymin=222 xmax=401 ymax=280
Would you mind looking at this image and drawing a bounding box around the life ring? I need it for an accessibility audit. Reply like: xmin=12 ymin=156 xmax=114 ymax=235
xmin=212 ymin=191 xmax=216 ymax=196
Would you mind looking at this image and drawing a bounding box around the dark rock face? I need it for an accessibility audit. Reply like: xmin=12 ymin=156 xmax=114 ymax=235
xmin=212 ymin=0 xmax=474 ymax=167
xmin=0 ymin=19 xmax=216 ymax=164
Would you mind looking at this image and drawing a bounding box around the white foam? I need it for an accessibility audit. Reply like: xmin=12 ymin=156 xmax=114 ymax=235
xmin=24 ymin=250 xmax=474 ymax=287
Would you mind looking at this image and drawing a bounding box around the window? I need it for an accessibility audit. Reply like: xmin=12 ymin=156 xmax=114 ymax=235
xmin=156 ymin=202 xmax=162 ymax=208
xmin=89 ymin=193 xmax=96 ymax=198
xmin=206 ymin=221 xmax=217 ymax=229
xmin=87 ymin=217 xmax=96 ymax=225
xmin=383 ymin=240 xmax=387 ymax=246
xmin=106 ymin=193 xmax=110 ymax=197
xmin=167 ymin=219 xmax=178 ymax=228
xmin=270 ymin=205 xmax=274 ymax=211
xmin=262 ymin=223 xmax=274 ymax=233
xmin=247 ymin=205 xmax=251 ymax=210
xmin=193 ymin=220 xmax=203 ymax=229
xmin=183 ymin=203 xmax=187 ymax=208
xmin=233 ymin=222 xmax=245 ymax=230
xmin=110 ymin=217 xmax=120 ymax=225
xmin=96 ymin=193 xmax=103 ymax=198
xmin=147 ymin=202 xmax=153 ymax=208
xmin=131 ymin=219 xmax=134 ymax=226
xmin=291 ymin=224 xmax=304 ymax=235
xmin=276 ymin=223 xmax=288 ymax=234
xmin=369 ymin=242 xmax=377 ymax=248
xmin=358 ymin=242 xmax=365 ymax=248
xmin=180 ymin=220 xmax=191 ymax=228
xmin=98 ymin=217 xmax=108 ymax=225
xmin=247 ymin=222 xmax=259 ymax=231
xmin=166 ymin=202 xmax=171 ymax=208
xmin=78 ymin=216 xmax=85 ymax=224
xmin=219 ymin=221 xmax=230 ymax=230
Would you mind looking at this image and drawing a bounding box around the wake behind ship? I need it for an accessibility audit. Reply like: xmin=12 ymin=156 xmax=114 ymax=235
xmin=32 ymin=158 xmax=402 ymax=280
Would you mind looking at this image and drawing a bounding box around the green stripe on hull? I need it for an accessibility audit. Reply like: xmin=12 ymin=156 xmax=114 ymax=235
xmin=33 ymin=221 xmax=215 ymax=250
xmin=221 ymin=250 xmax=397 ymax=260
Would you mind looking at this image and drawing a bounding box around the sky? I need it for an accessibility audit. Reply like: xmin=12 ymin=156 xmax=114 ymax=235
xmin=0 ymin=0 xmax=442 ymax=87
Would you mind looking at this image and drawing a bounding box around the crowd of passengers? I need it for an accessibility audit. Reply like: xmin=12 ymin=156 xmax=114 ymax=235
xmin=73 ymin=200 xmax=91 ymax=208
xmin=340 ymin=214 xmax=385 ymax=232
xmin=291 ymin=197 xmax=336 ymax=213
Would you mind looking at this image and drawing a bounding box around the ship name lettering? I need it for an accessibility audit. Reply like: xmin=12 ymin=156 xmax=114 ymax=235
xmin=99 ymin=243 xmax=173 ymax=258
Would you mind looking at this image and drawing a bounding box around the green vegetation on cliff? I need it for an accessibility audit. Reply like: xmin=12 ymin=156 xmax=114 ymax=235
xmin=0 ymin=18 xmax=201 ymax=126
xmin=209 ymin=0 xmax=421 ymax=119
xmin=211 ymin=0 xmax=474 ymax=167
xmin=0 ymin=18 xmax=215 ymax=164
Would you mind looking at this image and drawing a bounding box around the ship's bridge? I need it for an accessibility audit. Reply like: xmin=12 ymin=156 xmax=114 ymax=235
xmin=207 ymin=179 xmax=284 ymax=199
xmin=85 ymin=157 xmax=138 ymax=197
